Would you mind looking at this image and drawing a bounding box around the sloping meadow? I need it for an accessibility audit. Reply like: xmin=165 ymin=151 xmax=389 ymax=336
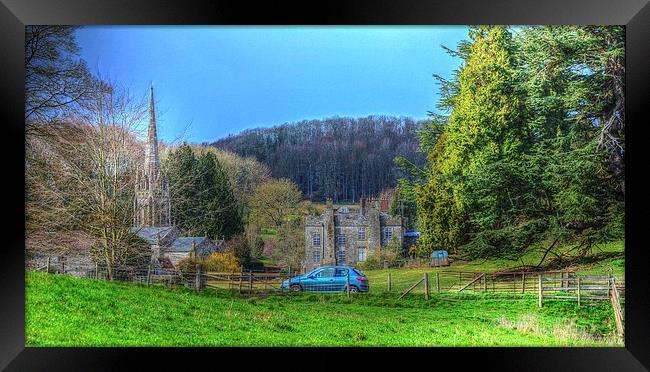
xmin=26 ymin=272 xmax=621 ymax=346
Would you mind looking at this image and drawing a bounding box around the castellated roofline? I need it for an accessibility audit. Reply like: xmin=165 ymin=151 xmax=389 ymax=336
xmin=305 ymin=209 xmax=399 ymax=226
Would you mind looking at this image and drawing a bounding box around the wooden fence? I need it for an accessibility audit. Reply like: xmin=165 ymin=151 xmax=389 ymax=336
xmin=393 ymin=270 xmax=625 ymax=336
xmin=392 ymin=270 xmax=624 ymax=299
xmin=31 ymin=259 xmax=301 ymax=295
xmin=202 ymin=271 xmax=294 ymax=293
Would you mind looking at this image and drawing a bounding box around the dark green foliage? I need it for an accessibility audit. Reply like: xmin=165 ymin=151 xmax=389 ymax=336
xmin=165 ymin=144 xmax=244 ymax=241
xmin=166 ymin=144 xmax=197 ymax=233
xmin=411 ymin=26 xmax=624 ymax=260
xmin=390 ymin=179 xmax=418 ymax=230
xmin=194 ymin=152 xmax=244 ymax=240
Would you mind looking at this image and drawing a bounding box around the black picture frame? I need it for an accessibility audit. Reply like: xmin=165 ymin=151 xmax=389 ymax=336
xmin=1 ymin=0 xmax=648 ymax=370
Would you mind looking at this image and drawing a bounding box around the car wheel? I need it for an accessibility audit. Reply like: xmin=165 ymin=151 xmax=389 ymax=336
xmin=289 ymin=284 xmax=302 ymax=291
xmin=348 ymin=285 xmax=359 ymax=293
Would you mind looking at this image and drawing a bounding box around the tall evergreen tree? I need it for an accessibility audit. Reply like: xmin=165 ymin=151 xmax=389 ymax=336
xmin=412 ymin=25 xmax=624 ymax=261
xmin=194 ymin=152 xmax=243 ymax=240
xmin=417 ymin=26 xmax=525 ymax=256
xmin=166 ymin=144 xmax=243 ymax=240
xmin=166 ymin=144 xmax=197 ymax=233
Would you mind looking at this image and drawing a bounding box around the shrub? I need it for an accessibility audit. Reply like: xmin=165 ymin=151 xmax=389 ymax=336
xmin=176 ymin=256 xmax=201 ymax=275
xmin=227 ymin=235 xmax=252 ymax=266
xmin=204 ymin=251 xmax=241 ymax=272
xmin=408 ymin=245 xmax=418 ymax=258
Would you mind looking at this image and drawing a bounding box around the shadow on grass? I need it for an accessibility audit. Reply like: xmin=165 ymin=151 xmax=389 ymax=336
xmin=540 ymin=251 xmax=624 ymax=271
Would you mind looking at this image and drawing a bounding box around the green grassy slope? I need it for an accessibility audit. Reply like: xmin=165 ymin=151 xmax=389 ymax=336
xmin=362 ymin=240 xmax=624 ymax=291
xmin=26 ymin=271 xmax=621 ymax=346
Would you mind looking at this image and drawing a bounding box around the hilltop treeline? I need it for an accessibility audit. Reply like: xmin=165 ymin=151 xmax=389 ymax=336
xmin=211 ymin=116 xmax=428 ymax=202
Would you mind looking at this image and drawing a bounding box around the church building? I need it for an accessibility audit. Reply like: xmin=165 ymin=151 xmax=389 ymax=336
xmin=134 ymin=85 xmax=171 ymax=227
xmin=132 ymin=85 xmax=222 ymax=269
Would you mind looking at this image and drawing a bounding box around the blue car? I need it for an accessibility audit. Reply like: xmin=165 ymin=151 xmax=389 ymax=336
xmin=281 ymin=266 xmax=369 ymax=293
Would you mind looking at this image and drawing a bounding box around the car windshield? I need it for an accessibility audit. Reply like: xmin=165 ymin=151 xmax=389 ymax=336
xmin=305 ymin=269 xmax=321 ymax=277
xmin=352 ymin=268 xmax=364 ymax=276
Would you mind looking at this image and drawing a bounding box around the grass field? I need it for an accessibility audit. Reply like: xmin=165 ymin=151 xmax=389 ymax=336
xmin=362 ymin=239 xmax=624 ymax=292
xmin=26 ymin=271 xmax=622 ymax=347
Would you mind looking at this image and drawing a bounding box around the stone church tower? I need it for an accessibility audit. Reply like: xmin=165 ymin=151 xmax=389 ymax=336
xmin=134 ymin=84 xmax=171 ymax=227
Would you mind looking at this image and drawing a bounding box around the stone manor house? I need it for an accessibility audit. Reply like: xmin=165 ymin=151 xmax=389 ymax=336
xmin=304 ymin=198 xmax=404 ymax=272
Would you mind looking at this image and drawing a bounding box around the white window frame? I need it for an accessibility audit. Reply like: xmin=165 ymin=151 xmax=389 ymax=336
xmin=313 ymin=249 xmax=321 ymax=263
xmin=337 ymin=249 xmax=346 ymax=264
xmin=357 ymin=247 xmax=366 ymax=262
xmin=337 ymin=235 xmax=346 ymax=246
xmin=312 ymin=233 xmax=321 ymax=246
xmin=383 ymin=227 xmax=393 ymax=241
xmin=358 ymin=227 xmax=366 ymax=240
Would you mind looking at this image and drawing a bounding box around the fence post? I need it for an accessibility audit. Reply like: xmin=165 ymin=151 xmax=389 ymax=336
xmin=483 ymin=275 xmax=487 ymax=292
xmin=95 ymin=262 xmax=99 ymax=280
xmin=347 ymin=270 xmax=351 ymax=298
xmin=195 ymin=264 xmax=202 ymax=292
xmin=388 ymin=272 xmax=392 ymax=292
xmin=146 ymin=263 xmax=152 ymax=286
xmin=436 ymin=272 xmax=440 ymax=292
xmin=522 ymin=273 xmax=526 ymax=293
xmin=424 ymin=273 xmax=430 ymax=300
xmin=248 ymin=270 xmax=253 ymax=292
xmin=239 ymin=269 xmax=243 ymax=294
xmin=46 ymin=257 xmax=51 ymax=274
xmin=538 ymin=274 xmax=543 ymax=308
xmin=577 ymin=277 xmax=581 ymax=307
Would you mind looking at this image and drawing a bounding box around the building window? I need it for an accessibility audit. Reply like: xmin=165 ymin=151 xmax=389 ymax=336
xmin=312 ymin=233 xmax=321 ymax=246
xmin=357 ymin=227 xmax=366 ymax=240
xmin=313 ymin=249 xmax=321 ymax=263
xmin=357 ymin=247 xmax=366 ymax=262
xmin=337 ymin=250 xmax=346 ymax=264
xmin=383 ymin=227 xmax=393 ymax=242
xmin=337 ymin=235 xmax=346 ymax=246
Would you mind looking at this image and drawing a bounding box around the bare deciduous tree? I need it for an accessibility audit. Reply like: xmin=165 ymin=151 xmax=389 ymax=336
xmin=25 ymin=26 xmax=105 ymax=133
xmin=26 ymin=82 xmax=149 ymax=279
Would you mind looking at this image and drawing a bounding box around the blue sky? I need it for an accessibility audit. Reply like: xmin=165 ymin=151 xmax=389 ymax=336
xmin=75 ymin=26 xmax=469 ymax=144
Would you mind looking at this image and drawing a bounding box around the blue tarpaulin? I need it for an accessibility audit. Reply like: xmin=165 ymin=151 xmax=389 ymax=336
xmin=430 ymin=250 xmax=449 ymax=266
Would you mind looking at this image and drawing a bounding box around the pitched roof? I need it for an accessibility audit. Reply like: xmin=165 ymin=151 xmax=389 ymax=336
xmin=168 ymin=237 xmax=210 ymax=252
xmin=131 ymin=226 xmax=178 ymax=244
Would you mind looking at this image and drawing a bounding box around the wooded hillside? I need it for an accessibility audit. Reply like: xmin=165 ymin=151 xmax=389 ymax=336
xmin=210 ymin=116 xmax=428 ymax=202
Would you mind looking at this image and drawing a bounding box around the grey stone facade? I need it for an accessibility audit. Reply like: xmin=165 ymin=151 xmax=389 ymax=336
xmin=304 ymin=199 xmax=403 ymax=272
xmin=134 ymin=85 xmax=171 ymax=227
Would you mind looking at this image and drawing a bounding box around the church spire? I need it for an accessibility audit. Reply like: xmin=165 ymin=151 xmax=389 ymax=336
xmin=135 ymin=82 xmax=170 ymax=228
xmin=145 ymin=83 xmax=160 ymax=176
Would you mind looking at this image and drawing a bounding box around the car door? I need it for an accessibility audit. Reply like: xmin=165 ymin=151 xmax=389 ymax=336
xmin=300 ymin=269 xmax=322 ymax=291
xmin=314 ymin=267 xmax=336 ymax=292
xmin=334 ymin=268 xmax=350 ymax=292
